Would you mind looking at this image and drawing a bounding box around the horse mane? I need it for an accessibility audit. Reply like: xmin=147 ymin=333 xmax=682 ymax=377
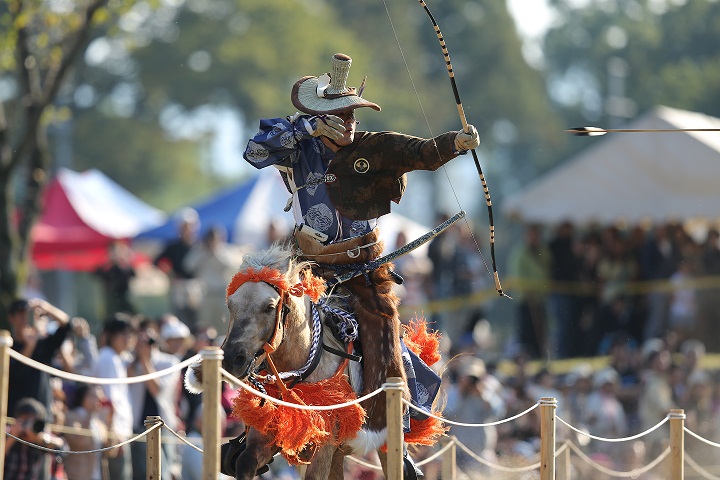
xmin=236 ymin=243 xmax=313 ymax=283
xmin=233 ymin=244 xmax=317 ymax=325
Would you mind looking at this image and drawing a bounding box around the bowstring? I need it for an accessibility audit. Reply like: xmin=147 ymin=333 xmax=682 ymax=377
xmin=381 ymin=0 xmax=494 ymax=282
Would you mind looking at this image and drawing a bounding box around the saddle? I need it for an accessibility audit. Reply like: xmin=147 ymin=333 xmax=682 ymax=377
xmin=294 ymin=227 xmax=384 ymax=267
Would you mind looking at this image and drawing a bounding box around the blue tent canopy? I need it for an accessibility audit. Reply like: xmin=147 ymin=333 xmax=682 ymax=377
xmin=135 ymin=169 xmax=431 ymax=253
xmin=135 ymin=175 xmax=261 ymax=243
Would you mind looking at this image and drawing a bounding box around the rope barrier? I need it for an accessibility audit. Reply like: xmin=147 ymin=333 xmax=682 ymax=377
xmin=404 ymin=398 xmax=539 ymax=427
xmin=5 ymin=335 xmax=720 ymax=479
xmin=414 ymin=439 xmax=455 ymax=467
xmin=555 ymin=442 xmax=569 ymax=456
xmin=684 ymin=427 xmax=720 ymax=449
xmin=686 ymin=452 xmax=720 ymax=480
xmin=565 ymin=440 xmax=670 ymax=478
xmin=346 ymin=438 xmax=457 ymax=469
xmin=221 ymin=368 xmax=384 ymax=410
xmin=5 ymin=418 xmax=164 ymax=455
xmin=161 ymin=423 xmax=204 ymax=453
xmin=345 ymin=455 xmax=383 ymax=471
xmin=454 ymin=437 xmax=541 ymax=473
xmin=557 ymin=414 xmax=670 ymax=442
xmin=6 ymin=348 xmax=201 ymax=385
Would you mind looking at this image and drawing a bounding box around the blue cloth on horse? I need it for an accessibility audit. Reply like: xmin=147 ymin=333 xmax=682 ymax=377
xmin=401 ymin=340 xmax=441 ymax=427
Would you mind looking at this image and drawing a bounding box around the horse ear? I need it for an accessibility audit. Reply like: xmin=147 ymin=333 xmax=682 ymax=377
xmin=184 ymin=362 xmax=204 ymax=394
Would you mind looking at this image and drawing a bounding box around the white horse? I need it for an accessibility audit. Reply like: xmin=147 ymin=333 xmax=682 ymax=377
xmin=186 ymin=245 xmax=392 ymax=480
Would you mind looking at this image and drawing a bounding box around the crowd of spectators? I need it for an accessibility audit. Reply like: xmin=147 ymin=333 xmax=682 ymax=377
xmin=5 ymin=217 xmax=720 ymax=479
xmin=504 ymin=221 xmax=720 ymax=359
xmin=3 ymin=297 xmax=237 ymax=480
xmin=400 ymin=219 xmax=720 ymax=361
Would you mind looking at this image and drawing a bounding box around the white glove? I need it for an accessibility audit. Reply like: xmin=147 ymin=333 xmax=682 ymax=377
xmin=305 ymin=115 xmax=346 ymax=141
xmin=454 ymin=125 xmax=480 ymax=151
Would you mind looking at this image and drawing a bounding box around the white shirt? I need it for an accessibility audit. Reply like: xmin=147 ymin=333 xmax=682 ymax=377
xmin=93 ymin=346 xmax=134 ymax=439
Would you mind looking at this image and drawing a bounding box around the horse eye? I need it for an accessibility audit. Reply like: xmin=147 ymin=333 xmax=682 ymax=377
xmin=265 ymin=302 xmax=276 ymax=314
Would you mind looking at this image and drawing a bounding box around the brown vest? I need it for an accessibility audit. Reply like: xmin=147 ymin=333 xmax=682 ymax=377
xmin=325 ymin=130 xmax=458 ymax=220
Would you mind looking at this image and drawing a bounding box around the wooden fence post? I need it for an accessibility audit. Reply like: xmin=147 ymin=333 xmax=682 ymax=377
xmin=558 ymin=442 xmax=571 ymax=480
xmin=441 ymin=435 xmax=456 ymax=480
xmin=669 ymin=409 xmax=685 ymax=480
xmin=540 ymin=397 xmax=557 ymax=480
xmin=201 ymin=347 xmax=224 ymax=480
xmin=0 ymin=331 xmax=12 ymax=480
xmin=145 ymin=415 xmax=162 ymax=480
xmin=385 ymin=377 xmax=404 ymax=480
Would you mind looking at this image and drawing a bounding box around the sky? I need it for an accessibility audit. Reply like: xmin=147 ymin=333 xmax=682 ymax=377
xmin=507 ymin=0 xmax=557 ymax=67
xmin=508 ymin=0 xmax=555 ymax=39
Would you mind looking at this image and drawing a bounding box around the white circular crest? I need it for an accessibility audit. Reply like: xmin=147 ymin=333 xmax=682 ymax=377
xmin=245 ymin=140 xmax=269 ymax=163
xmin=416 ymin=383 xmax=430 ymax=406
xmin=354 ymin=158 xmax=370 ymax=174
xmin=305 ymin=203 xmax=334 ymax=232
xmin=279 ymin=131 xmax=295 ymax=148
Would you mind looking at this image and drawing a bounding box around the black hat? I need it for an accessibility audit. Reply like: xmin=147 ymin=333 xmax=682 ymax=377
xmin=7 ymin=299 xmax=29 ymax=314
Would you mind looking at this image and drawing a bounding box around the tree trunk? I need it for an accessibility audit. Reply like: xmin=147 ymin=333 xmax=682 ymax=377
xmin=0 ymin=171 xmax=19 ymax=330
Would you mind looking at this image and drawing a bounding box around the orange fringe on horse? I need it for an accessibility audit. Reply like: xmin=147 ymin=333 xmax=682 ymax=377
xmin=231 ymin=318 xmax=445 ymax=464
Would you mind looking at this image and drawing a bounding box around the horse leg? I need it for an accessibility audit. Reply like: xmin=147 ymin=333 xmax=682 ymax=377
xmin=377 ymin=449 xmax=388 ymax=477
xmin=300 ymin=444 xmax=337 ymax=480
xmin=327 ymin=446 xmax=348 ymax=480
xmin=232 ymin=429 xmax=279 ymax=480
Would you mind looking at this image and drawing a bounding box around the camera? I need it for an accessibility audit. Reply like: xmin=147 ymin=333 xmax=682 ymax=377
xmin=22 ymin=419 xmax=46 ymax=434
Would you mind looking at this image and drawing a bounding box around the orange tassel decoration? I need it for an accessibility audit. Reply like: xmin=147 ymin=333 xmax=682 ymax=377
xmin=226 ymin=267 xmax=327 ymax=302
xmin=403 ymin=317 xmax=442 ymax=367
xmin=232 ymin=373 xmax=365 ymax=465
xmin=402 ymin=318 xmax=447 ymax=445
xmin=230 ymin=315 xmax=446 ymax=460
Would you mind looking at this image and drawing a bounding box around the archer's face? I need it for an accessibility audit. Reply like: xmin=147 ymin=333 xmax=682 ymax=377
xmin=334 ymin=110 xmax=357 ymax=147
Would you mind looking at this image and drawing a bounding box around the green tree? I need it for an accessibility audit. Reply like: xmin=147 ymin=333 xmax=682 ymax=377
xmin=0 ymin=0 xmax=140 ymax=324
xmin=67 ymin=0 xmax=376 ymax=206
xmin=544 ymin=0 xmax=720 ymax=127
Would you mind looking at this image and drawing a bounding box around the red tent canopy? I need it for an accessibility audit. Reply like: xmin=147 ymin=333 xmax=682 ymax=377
xmin=30 ymin=168 xmax=166 ymax=271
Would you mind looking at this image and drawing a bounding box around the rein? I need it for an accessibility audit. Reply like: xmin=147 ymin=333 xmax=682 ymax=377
xmin=226 ymin=266 xmax=357 ymax=396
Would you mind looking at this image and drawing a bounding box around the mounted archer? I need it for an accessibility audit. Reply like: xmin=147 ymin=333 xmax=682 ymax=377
xmin=241 ymin=52 xmax=478 ymax=478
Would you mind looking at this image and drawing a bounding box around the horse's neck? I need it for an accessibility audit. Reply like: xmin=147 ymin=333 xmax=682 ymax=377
xmin=273 ymin=296 xmax=313 ymax=373
xmin=274 ymin=296 xmax=347 ymax=385
xmin=304 ymin=307 xmax=348 ymax=385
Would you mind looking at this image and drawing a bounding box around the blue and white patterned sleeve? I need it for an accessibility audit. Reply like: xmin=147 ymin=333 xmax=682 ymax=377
xmin=243 ymin=115 xmax=313 ymax=168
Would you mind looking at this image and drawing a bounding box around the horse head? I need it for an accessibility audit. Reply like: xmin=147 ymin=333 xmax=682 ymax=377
xmin=220 ymin=245 xmax=315 ymax=382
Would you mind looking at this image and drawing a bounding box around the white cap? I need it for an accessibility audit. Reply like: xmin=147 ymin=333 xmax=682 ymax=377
xmin=161 ymin=319 xmax=191 ymax=340
xmin=593 ymin=368 xmax=619 ymax=389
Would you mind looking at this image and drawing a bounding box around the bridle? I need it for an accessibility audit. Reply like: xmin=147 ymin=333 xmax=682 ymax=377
xmin=225 ymin=266 xmax=331 ymax=396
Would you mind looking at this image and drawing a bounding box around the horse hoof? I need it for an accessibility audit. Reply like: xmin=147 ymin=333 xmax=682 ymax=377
xmin=220 ymin=433 xmax=275 ymax=478
xmin=220 ymin=433 xmax=246 ymax=477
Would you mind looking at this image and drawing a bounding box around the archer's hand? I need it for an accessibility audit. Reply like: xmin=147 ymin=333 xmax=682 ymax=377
xmin=307 ymin=115 xmax=346 ymax=141
xmin=454 ymin=124 xmax=480 ymax=151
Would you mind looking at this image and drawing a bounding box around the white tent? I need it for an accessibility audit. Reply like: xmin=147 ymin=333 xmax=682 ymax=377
xmin=502 ymin=106 xmax=720 ymax=225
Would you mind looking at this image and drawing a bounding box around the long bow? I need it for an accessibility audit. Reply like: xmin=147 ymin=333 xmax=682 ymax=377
xmin=415 ymin=0 xmax=507 ymax=298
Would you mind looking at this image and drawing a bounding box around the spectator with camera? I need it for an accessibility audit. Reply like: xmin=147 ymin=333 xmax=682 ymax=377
xmin=93 ymin=313 xmax=136 ymax=480
xmin=63 ymin=384 xmax=115 ymax=480
xmin=128 ymin=318 xmax=180 ymax=480
xmin=4 ymin=397 xmax=66 ymax=480
xmin=443 ymin=357 xmax=505 ymax=477
xmin=6 ymin=298 xmax=72 ymax=420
